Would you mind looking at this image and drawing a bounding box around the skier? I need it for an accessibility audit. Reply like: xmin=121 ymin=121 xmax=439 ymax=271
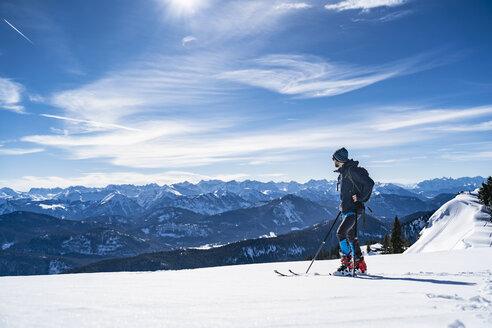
xmin=332 ymin=147 xmax=374 ymax=276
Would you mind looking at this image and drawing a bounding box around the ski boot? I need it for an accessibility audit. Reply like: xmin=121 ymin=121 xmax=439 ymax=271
xmin=353 ymin=257 xmax=367 ymax=274
xmin=332 ymin=254 xmax=353 ymax=276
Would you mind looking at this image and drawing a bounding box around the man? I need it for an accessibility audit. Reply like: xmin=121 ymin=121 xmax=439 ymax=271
xmin=332 ymin=147 xmax=374 ymax=276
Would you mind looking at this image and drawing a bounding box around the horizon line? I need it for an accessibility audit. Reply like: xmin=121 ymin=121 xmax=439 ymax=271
xmin=0 ymin=175 xmax=487 ymax=193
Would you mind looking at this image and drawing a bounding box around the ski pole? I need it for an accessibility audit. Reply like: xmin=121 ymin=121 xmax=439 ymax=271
xmin=305 ymin=211 xmax=341 ymax=274
xmin=352 ymin=211 xmax=358 ymax=277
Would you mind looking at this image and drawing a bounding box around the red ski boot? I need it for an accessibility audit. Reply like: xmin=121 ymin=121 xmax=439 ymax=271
xmin=354 ymin=257 xmax=367 ymax=274
xmin=332 ymin=254 xmax=353 ymax=276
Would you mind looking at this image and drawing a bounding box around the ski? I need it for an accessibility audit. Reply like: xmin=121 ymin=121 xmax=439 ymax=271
xmin=329 ymin=272 xmax=356 ymax=277
xmin=288 ymin=269 xmax=303 ymax=276
xmin=274 ymin=269 xmax=291 ymax=277
xmin=274 ymin=269 xmax=305 ymax=277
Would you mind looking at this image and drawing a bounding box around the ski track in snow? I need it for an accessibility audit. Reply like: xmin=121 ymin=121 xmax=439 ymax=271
xmin=1 ymin=249 xmax=491 ymax=328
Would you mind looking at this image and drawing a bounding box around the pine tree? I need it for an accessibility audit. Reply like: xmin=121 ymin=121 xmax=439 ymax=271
xmin=478 ymin=176 xmax=492 ymax=222
xmin=403 ymin=237 xmax=412 ymax=249
xmin=366 ymin=244 xmax=371 ymax=255
xmin=390 ymin=216 xmax=404 ymax=253
xmin=382 ymin=234 xmax=390 ymax=254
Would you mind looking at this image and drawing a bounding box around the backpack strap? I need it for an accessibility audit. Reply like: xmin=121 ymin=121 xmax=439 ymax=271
xmin=347 ymin=167 xmax=362 ymax=195
xmin=347 ymin=167 xmax=367 ymax=230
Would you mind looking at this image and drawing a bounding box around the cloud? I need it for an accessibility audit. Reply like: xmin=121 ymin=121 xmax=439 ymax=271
xmin=275 ymin=3 xmax=313 ymax=10
xmin=0 ymin=77 xmax=26 ymax=114
xmin=371 ymin=105 xmax=492 ymax=131
xmin=0 ymin=171 xmax=267 ymax=192
xmin=376 ymin=9 xmax=412 ymax=21
xmin=50 ymin=53 xmax=233 ymax=124
xmin=21 ymin=112 xmax=428 ymax=169
xmin=325 ymin=0 xmax=406 ymax=12
xmin=40 ymin=114 xmax=141 ymax=132
xmin=429 ymin=121 xmax=492 ymax=132
xmin=352 ymin=9 xmax=413 ymax=22
xmin=0 ymin=145 xmax=44 ymax=155
xmin=181 ymin=35 xmax=197 ymax=46
xmin=185 ymin=1 xmax=310 ymax=45
xmin=369 ymin=159 xmax=397 ymax=164
xmin=441 ymin=151 xmax=492 ymax=161
xmin=218 ymin=53 xmax=437 ymax=98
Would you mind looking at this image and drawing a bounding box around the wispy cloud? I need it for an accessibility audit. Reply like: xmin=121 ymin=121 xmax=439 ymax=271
xmin=325 ymin=0 xmax=406 ymax=12
xmin=50 ymin=53 xmax=234 ymax=124
xmin=3 ymin=19 xmax=34 ymax=44
xmin=185 ymin=1 xmax=310 ymax=45
xmin=0 ymin=171 xmax=263 ymax=192
xmin=275 ymin=3 xmax=313 ymax=10
xmin=21 ymin=112 xmax=428 ymax=169
xmin=0 ymin=77 xmax=26 ymax=114
xmin=441 ymin=151 xmax=492 ymax=161
xmin=0 ymin=145 xmax=44 ymax=155
xmin=428 ymin=121 xmax=492 ymax=132
xmin=376 ymin=9 xmax=412 ymax=21
xmin=352 ymin=9 xmax=413 ymax=22
xmin=40 ymin=114 xmax=141 ymax=132
xmin=19 ymin=101 xmax=492 ymax=177
xmin=218 ymin=53 xmax=440 ymax=98
xmin=181 ymin=35 xmax=197 ymax=46
xmin=371 ymin=105 xmax=492 ymax=131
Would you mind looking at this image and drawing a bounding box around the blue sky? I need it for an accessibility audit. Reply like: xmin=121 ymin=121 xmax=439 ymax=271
xmin=1 ymin=0 xmax=491 ymax=191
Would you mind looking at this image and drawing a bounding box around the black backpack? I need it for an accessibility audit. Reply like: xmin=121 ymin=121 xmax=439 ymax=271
xmin=347 ymin=166 xmax=374 ymax=203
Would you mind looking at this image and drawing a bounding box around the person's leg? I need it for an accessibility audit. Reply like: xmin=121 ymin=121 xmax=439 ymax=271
xmin=346 ymin=212 xmax=367 ymax=273
xmin=334 ymin=213 xmax=357 ymax=275
xmin=336 ymin=212 xmax=357 ymax=257
xmin=346 ymin=213 xmax=363 ymax=261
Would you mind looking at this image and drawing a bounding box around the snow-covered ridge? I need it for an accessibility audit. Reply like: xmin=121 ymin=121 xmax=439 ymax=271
xmin=405 ymin=190 xmax=492 ymax=254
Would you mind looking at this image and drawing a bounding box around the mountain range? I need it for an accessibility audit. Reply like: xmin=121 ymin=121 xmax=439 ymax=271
xmin=0 ymin=176 xmax=486 ymax=276
xmin=0 ymin=176 xmax=485 ymax=220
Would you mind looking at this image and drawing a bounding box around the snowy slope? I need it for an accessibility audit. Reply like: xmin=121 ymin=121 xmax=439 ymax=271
xmin=0 ymin=248 xmax=491 ymax=327
xmin=406 ymin=190 xmax=492 ymax=254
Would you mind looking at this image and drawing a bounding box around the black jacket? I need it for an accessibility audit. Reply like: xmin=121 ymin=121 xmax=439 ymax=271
xmin=335 ymin=160 xmax=374 ymax=215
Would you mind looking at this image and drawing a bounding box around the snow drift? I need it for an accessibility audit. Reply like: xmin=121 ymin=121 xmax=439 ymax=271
xmin=405 ymin=190 xmax=492 ymax=254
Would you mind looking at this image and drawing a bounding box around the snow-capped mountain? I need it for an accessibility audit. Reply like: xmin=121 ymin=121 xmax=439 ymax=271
xmin=405 ymin=190 xmax=492 ymax=254
xmin=79 ymin=192 xmax=144 ymax=219
xmin=372 ymin=182 xmax=420 ymax=198
xmin=151 ymin=190 xmax=253 ymax=216
xmin=0 ymin=187 xmax=19 ymax=199
xmin=365 ymin=193 xmax=454 ymax=221
xmin=0 ymin=198 xmax=17 ymax=215
xmin=0 ymin=177 xmax=485 ymax=221
xmin=410 ymin=176 xmax=486 ymax=198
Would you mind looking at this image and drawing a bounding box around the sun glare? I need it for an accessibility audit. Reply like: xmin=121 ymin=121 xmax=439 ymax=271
xmin=166 ymin=0 xmax=206 ymax=17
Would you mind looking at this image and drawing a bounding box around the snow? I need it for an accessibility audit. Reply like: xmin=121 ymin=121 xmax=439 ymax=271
xmin=406 ymin=191 xmax=492 ymax=254
xmin=259 ymin=232 xmax=277 ymax=238
xmin=273 ymin=200 xmax=303 ymax=225
xmin=0 ymin=249 xmax=491 ymax=327
xmin=38 ymin=204 xmax=67 ymax=210
xmin=1 ymin=242 xmax=14 ymax=250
